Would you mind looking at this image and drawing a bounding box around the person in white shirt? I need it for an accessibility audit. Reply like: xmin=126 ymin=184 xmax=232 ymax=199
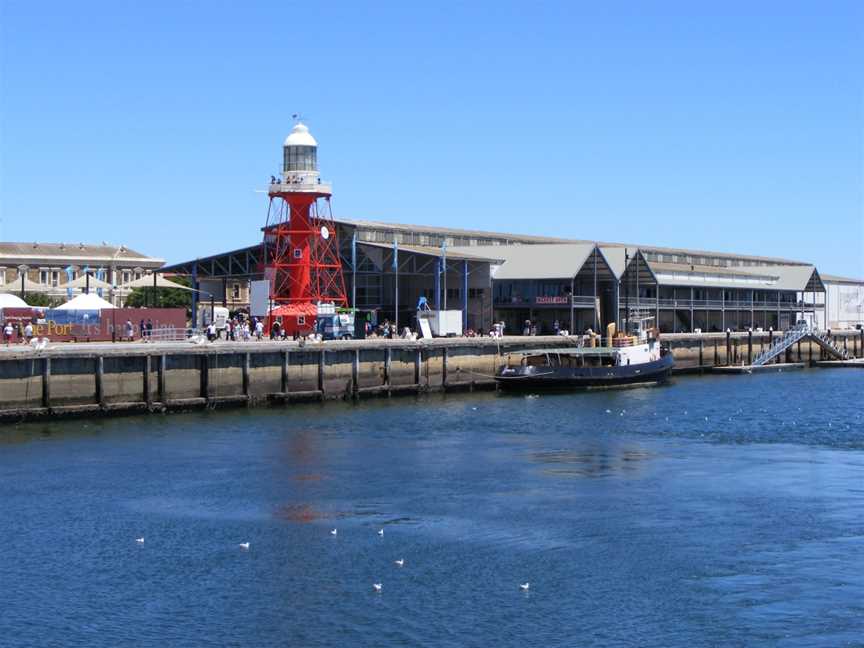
xmin=23 ymin=322 xmax=33 ymax=344
xmin=3 ymin=322 xmax=14 ymax=346
xmin=255 ymin=320 xmax=264 ymax=341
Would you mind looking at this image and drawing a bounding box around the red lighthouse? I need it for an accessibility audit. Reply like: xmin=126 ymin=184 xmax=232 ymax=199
xmin=263 ymin=122 xmax=348 ymax=335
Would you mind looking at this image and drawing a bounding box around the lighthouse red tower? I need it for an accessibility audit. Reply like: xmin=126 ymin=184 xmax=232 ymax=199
xmin=263 ymin=122 xmax=348 ymax=335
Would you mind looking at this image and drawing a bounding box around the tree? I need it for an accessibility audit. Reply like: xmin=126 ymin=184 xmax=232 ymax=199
xmin=24 ymin=293 xmax=64 ymax=308
xmin=124 ymin=277 xmax=192 ymax=311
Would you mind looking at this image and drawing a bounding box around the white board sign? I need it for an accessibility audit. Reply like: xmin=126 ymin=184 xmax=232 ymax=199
xmin=250 ymin=279 xmax=271 ymax=317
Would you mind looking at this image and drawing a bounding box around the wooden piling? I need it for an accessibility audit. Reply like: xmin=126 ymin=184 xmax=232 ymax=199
xmin=281 ymin=350 xmax=289 ymax=394
xmin=158 ymin=355 xmax=167 ymax=404
xmin=143 ymin=355 xmax=152 ymax=407
xmin=42 ymin=357 xmax=51 ymax=409
xmin=242 ymin=352 xmax=250 ymax=398
xmin=95 ymin=356 xmax=105 ymax=407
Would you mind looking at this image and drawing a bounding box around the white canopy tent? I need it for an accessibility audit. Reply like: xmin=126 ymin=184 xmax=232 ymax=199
xmin=118 ymin=273 xmax=195 ymax=291
xmin=55 ymin=293 xmax=116 ymax=310
xmin=0 ymin=293 xmax=29 ymax=308
xmin=0 ymin=276 xmax=49 ymax=294
xmin=65 ymin=274 xmax=113 ymax=291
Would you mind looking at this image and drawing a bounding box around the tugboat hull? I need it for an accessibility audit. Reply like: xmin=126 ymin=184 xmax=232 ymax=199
xmin=495 ymin=353 xmax=674 ymax=392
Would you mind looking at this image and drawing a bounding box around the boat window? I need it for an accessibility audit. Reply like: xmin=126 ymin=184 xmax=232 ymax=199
xmin=526 ymin=355 xmax=547 ymax=367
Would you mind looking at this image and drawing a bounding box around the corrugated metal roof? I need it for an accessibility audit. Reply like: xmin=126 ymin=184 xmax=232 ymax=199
xmin=820 ymin=273 xmax=864 ymax=285
xmin=336 ymin=217 xmax=807 ymax=265
xmin=451 ymin=244 xmax=596 ymax=280
xmin=646 ymin=260 xmax=822 ymax=291
xmin=358 ymin=240 xmax=504 ymax=263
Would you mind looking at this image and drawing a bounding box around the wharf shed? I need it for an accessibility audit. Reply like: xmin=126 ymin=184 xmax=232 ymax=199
xmin=160 ymin=217 xmax=859 ymax=335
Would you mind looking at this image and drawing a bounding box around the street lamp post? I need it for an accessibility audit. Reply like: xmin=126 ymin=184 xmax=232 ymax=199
xmin=17 ymin=265 xmax=29 ymax=301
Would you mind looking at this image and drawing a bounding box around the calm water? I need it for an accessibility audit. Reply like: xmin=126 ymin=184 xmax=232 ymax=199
xmin=2 ymin=371 xmax=864 ymax=647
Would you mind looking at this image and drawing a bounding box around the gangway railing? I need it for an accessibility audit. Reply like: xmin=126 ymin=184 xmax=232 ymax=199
xmin=751 ymin=323 xmax=849 ymax=366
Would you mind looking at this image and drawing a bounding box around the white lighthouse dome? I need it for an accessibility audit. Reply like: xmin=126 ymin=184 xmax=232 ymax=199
xmin=283 ymin=123 xmax=317 ymax=147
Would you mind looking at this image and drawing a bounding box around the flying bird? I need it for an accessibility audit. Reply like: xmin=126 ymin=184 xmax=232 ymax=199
xmin=135 ymin=537 xmax=144 ymax=544
xmin=377 ymin=529 xmax=384 ymax=536
xmin=330 ymin=529 xmax=338 ymax=536
xmin=239 ymin=542 xmax=250 ymax=550
xmin=394 ymin=559 xmax=405 ymax=567
xmin=520 ymin=583 xmax=530 ymax=591
xmin=373 ymin=583 xmax=382 ymax=592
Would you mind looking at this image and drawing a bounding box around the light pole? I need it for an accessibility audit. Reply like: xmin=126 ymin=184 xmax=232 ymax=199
xmin=17 ymin=264 xmax=28 ymax=301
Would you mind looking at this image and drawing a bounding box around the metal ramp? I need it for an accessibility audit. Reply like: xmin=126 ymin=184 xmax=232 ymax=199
xmin=752 ymin=323 xmax=850 ymax=366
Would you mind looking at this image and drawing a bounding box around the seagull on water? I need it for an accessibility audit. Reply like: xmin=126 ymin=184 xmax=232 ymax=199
xmin=239 ymin=542 xmax=250 ymax=550
xmin=330 ymin=529 xmax=338 ymax=536
xmin=135 ymin=537 xmax=144 ymax=544
xmin=520 ymin=583 xmax=530 ymax=591
xmin=373 ymin=583 xmax=382 ymax=592
xmin=377 ymin=528 xmax=384 ymax=536
xmin=394 ymin=559 xmax=405 ymax=567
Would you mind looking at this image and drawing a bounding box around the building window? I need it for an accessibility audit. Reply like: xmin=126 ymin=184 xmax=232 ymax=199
xmin=40 ymin=270 xmax=49 ymax=285
xmin=51 ymin=271 xmax=59 ymax=287
xmin=446 ymin=288 xmax=460 ymax=301
xmin=232 ymin=283 xmax=241 ymax=299
xmin=468 ymin=288 xmax=484 ymax=299
xmin=134 ymin=272 xmax=142 ymax=281
xmin=122 ymin=271 xmax=131 ymax=284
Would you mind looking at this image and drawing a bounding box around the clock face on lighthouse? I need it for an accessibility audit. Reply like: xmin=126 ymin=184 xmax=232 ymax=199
xmin=320 ymin=225 xmax=330 ymax=240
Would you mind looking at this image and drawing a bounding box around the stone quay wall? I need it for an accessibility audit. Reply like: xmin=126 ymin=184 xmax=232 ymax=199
xmin=0 ymin=330 xmax=861 ymax=422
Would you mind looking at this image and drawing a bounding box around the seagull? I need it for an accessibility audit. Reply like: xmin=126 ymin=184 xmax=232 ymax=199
xmin=330 ymin=529 xmax=338 ymax=536
xmin=394 ymin=559 xmax=405 ymax=567
xmin=239 ymin=542 xmax=250 ymax=550
xmin=135 ymin=537 xmax=144 ymax=544
xmin=605 ymin=409 xmax=611 ymax=414
xmin=377 ymin=528 xmax=384 ymax=536
xmin=520 ymin=583 xmax=530 ymax=591
xmin=373 ymin=583 xmax=382 ymax=592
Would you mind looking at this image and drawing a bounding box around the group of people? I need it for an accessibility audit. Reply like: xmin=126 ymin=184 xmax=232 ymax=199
xmin=3 ymin=320 xmax=34 ymax=346
xmin=203 ymin=316 xmax=266 ymax=342
xmin=123 ymin=319 xmax=154 ymax=342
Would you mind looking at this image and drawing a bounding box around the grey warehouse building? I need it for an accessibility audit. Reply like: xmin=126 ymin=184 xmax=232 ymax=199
xmin=161 ymin=217 xmax=862 ymax=334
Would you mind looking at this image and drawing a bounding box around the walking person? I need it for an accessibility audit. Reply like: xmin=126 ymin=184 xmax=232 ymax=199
xmin=146 ymin=319 xmax=153 ymax=342
xmin=23 ymin=321 xmax=34 ymax=345
xmin=139 ymin=319 xmax=145 ymax=343
xmin=3 ymin=321 xmax=14 ymax=346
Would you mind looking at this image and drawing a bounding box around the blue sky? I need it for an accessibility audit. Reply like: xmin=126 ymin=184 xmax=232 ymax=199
xmin=1 ymin=1 xmax=862 ymax=276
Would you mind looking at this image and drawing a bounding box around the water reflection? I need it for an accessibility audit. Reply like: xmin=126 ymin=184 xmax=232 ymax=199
xmin=530 ymin=447 xmax=654 ymax=478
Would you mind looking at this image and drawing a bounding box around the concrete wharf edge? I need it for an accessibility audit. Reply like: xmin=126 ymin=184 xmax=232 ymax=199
xmin=0 ymin=330 xmax=861 ymax=423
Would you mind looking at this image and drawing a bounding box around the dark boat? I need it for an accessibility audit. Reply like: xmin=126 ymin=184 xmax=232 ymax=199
xmin=495 ymin=317 xmax=674 ymax=391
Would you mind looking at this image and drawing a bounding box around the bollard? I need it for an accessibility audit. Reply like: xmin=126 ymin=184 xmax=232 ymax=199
xmin=352 ymin=349 xmax=360 ymax=399
xmin=414 ymin=348 xmax=422 ymax=389
xmin=747 ymin=330 xmax=752 ymax=365
xmin=442 ymin=348 xmax=449 ymax=389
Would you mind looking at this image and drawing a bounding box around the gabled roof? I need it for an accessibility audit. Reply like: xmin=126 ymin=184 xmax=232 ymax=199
xmin=643 ymin=260 xmax=824 ymax=291
xmin=449 ymin=243 xmax=597 ymax=280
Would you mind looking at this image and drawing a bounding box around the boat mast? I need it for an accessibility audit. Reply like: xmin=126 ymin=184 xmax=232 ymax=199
xmin=624 ymin=250 xmax=630 ymax=336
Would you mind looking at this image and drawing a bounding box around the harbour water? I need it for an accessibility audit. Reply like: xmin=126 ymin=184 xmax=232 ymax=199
xmin=2 ymin=371 xmax=863 ymax=647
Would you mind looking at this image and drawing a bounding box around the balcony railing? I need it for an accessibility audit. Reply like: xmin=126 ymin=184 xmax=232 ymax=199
xmin=494 ymin=295 xmax=598 ymax=308
xmin=647 ymin=299 xmax=817 ymax=310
